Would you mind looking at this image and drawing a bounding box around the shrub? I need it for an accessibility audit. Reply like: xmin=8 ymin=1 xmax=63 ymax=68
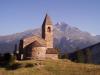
xmin=25 ymin=63 xmax=34 ymax=68
xmin=3 ymin=53 xmax=16 ymax=66
xmin=58 ymin=53 xmax=69 ymax=59
xmin=6 ymin=63 xmax=22 ymax=70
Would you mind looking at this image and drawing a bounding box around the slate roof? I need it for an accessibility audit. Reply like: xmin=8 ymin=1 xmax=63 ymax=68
xmin=46 ymin=48 xmax=58 ymax=54
xmin=20 ymin=35 xmax=46 ymax=48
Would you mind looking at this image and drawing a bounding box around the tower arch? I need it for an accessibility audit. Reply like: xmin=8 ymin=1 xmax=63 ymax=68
xmin=42 ymin=14 xmax=53 ymax=48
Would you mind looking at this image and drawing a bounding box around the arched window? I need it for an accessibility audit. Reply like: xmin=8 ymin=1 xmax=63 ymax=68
xmin=47 ymin=27 xmax=51 ymax=32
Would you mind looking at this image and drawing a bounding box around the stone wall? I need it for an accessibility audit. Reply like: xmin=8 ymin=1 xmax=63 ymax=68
xmin=32 ymin=47 xmax=47 ymax=60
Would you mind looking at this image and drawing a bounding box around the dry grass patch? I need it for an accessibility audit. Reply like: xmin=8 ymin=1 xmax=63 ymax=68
xmin=0 ymin=59 xmax=100 ymax=75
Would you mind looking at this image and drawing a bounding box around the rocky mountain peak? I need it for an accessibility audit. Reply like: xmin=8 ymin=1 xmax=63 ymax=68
xmin=0 ymin=22 xmax=99 ymax=53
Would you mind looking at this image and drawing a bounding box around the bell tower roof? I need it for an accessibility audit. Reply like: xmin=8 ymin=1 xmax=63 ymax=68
xmin=42 ymin=14 xmax=52 ymax=26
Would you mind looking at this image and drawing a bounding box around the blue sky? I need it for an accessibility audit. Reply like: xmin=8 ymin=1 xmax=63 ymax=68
xmin=0 ymin=0 xmax=100 ymax=35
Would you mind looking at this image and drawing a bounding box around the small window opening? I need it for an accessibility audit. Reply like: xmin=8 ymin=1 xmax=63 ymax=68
xmin=47 ymin=27 xmax=51 ymax=32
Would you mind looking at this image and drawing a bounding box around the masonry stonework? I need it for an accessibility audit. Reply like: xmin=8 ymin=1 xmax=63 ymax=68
xmin=18 ymin=14 xmax=58 ymax=60
xmin=42 ymin=14 xmax=53 ymax=48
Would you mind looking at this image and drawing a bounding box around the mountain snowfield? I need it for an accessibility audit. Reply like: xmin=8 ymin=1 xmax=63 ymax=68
xmin=0 ymin=22 xmax=99 ymax=53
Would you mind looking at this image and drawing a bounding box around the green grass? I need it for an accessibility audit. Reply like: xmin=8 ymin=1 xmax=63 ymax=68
xmin=0 ymin=59 xmax=100 ymax=75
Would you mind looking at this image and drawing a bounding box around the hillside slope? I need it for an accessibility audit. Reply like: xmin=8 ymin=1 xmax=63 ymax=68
xmin=0 ymin=59 xmax=100 ymax=75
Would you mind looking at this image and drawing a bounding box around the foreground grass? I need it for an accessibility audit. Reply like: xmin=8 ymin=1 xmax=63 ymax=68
xmin=0 ymin=59 xmax=100 ymax=75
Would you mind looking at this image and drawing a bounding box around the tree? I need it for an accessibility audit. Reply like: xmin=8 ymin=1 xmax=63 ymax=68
xmin=86 ymin=48 xmax=92 ymax=63
xmin=76 ymin=50 xmax=85 ymax=63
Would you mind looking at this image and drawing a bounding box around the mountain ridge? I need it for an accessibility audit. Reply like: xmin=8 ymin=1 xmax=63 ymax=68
xmin=0 ymin=22 xmax=99 ymax=53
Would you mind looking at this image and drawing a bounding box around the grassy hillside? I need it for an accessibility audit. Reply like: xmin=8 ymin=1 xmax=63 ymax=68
xmin=0 ymin=59 xmax=100 ymax=75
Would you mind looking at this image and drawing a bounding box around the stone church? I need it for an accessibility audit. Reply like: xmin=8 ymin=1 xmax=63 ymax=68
xmin=16 ymin=14 xmax=58 ymax=60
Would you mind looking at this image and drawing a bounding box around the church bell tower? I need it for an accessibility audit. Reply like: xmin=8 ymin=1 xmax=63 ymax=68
xmin=42 ymin=14 xmax=53 ymax=48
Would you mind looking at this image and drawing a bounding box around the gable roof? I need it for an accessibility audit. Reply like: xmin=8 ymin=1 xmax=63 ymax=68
xmin=31 ymin=41 xmax=46 ymax=47
xmin=20 ymin=35 xmax=46 ymax=48
xmin=42 ymin=14 xmax=52 ymax=26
